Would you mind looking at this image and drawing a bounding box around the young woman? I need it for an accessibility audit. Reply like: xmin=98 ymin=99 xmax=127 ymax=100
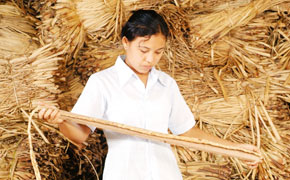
xmin=39 ymin=10 xmax=261 ymax=180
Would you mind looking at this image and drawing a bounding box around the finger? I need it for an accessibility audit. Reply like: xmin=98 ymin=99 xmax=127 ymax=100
xmin=44 ymin=108 xmax=54 ymax=120
xmin=50 ymin=109 xmax=59 ymax=120
xmin=54 ymin=117 xmax=64 ymax=124
xmin=51 ymin=110 xmax=64 ymax=124
xmin=38 ymin=108 xmax=47 ymax=119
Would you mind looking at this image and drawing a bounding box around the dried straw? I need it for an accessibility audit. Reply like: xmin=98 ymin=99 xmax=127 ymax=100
xmin=0 ymin=4 xmax=38 ymax=59
xmin=188 ymin=0 xmax=288 ymax=48
xmin=76 ymin=0 xmax=124 ymax=43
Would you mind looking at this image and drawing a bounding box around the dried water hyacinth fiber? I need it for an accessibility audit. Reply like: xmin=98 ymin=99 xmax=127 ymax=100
xmin=188 ymin=0 xmax=288 ymax=49
xmin=0 ymin=4 xmax=39 ymax=59
xmin=0 ymin=36 xmax=106 ymax=180
xmin=193 ymin=92 xmax=290 ymax=179
xmin=173 ymin=66 xmax=224 ymax=107
xmin=75 ymin=41 xmax=123 ymax=85
xmin=0 ymin=2 xmax=59 ymax=116
xmin=76 ymin=0 xmax=124 ymax=43
xmin=37 ymin=0 xmax=85 ymax=60
xmin=75 ymin=0 xmax=164 ymax=43
xmin=0 ymin=3 xmax=59 ymax=178
xmin=186 ymin=5 xmax=289 ymax=72
xmin=36 ymin=0 xmax=87 ymax=109
xmin=172 ymin=146 xmax=232 ymax=180
xmin=268 ymin=10 xmax=290 ymax=71
xmin=176 ymin=0 xmax=250 ymax=10
xmin=0 ymin=2 xmax=105 ymax=179
xmin=194 ymin=56 xmax=290 ymax=178
xmin=0 ymin=45 xmax=61 ymax=115
xmin=172 ymin=11 xmax=290 ymax=178
xmin=10 ymin=0 xmax=42 ymax=16
xmin=158 ymin=3 xmax=197 ymax=77
xmin=122 ymin=0 xmax=163 ymax=11
xmin=0 ymin=44 xmax=62 ymax=179
xmin=194 ymin=86 xmax=290 ymax=179
xmin=0 ymin=115 xmax=107 ymax=180
xmin=192 ymin=11 xmax=274 ymax=68
xmin=179 ymin=162 xmax=232 ymax=180
xmin=176 ymin=9 xmax=289 ymax=101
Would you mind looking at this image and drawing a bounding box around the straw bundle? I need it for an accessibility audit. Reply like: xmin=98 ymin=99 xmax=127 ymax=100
xmin=75 ymin=0 xmax=124 ymax=43
xmin=122 ymin=0 xmax=163 ymax=11
xmin=0 ymin=4 xmax=39 ymax=59
xmin=188 ymin=0 xmax=288 ymax=49
xmin=36 ymin=0 xmax=86 ymax=109
xmin=0 ymin=45 xmax=61 ymax=116
xmin=173 ymin=146 xmax=232 ymax=180
xmin=0 ymin=3 xmax=59 ymax=117
xmin=158 ymin=3 xmax=196 ymax=78
xmin=37 ymin=0 xmax=85 ymax=60
xmin=194 ymin=95 xmax=290 ymax=179
xmin=75 ymin=41 xmax=123 ymax=85
xmin=177 ymin=0 xmax=253 ymax=10
xmin=179 ymin=162 xmax=232 ymax=180
xmin=0 ymin=3 xmax=60 ymax=179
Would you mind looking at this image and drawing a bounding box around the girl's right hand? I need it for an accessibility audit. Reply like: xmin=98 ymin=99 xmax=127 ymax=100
xmin=38 ymin=104 xmax=64 ymax=124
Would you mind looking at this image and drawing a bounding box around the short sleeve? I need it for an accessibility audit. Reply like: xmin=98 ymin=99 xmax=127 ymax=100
xmin=71 ymin=74 xmax=106 ymax=132
xmin=168 ymin=80 xmax=196 ymax=135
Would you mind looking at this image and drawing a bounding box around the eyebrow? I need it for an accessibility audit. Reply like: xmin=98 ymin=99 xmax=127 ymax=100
xmin=138 ymin=45 xmax=164 ymax=51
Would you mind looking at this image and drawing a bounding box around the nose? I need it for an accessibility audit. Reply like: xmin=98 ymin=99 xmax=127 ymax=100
xmin=145 ymin=52 xmax=154 ymax=64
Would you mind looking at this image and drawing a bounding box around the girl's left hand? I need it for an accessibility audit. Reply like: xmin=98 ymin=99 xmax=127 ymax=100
xmin=237 ymin=143 xmax=262 ymax=169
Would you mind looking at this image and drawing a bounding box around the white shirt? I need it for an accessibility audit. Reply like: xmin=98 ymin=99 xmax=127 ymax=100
xmin=71 ymin=55 xmax=196 ymax=180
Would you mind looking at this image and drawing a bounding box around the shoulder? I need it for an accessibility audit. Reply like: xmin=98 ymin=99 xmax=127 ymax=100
xmin=89 ymin=66 xmax=117 ymax=82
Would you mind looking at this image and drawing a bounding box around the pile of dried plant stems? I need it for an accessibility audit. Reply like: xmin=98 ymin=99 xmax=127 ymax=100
xmin=0 ymin=2 xmax=106 ymax=180
xmin=0 ymin=0 xmax=289 ymax=179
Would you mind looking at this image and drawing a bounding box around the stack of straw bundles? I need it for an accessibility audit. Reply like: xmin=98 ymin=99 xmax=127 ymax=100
xmin=37 ymin=0 xmax=87 ymax=109
xmin=0 ymin=1 xmax=106 ymax=179
xmin=0 ymin=3 xmax=60 ymax=179
xmin=173 ymin=1 xmax=290 ymax=179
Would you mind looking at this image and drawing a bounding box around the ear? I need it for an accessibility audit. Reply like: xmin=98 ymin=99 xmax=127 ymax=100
xmin=122 ymin=36 xmax=129 ymax=49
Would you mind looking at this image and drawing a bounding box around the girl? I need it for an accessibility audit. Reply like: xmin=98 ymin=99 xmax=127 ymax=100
xmin=39 ymin=9 xmax=261 ymax=180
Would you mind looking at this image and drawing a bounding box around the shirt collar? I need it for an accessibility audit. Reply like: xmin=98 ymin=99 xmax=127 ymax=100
xmin=114 ymin=55 xmax=169 ymax=87
xmin=150 ymin=66 xmax=168 ymax=87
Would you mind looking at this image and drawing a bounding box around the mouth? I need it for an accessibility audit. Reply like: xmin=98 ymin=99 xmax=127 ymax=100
xmin=142 ymin=65 xmax=152 ymax=71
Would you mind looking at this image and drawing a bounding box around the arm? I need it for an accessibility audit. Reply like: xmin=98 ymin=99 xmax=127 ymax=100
xmin=181 ymin=126 xmax=236 ymax=146
xmin=38 ymin=106 xmax=91 ymax=145
xmin=180 ymin=126 xmax=261 ymax=168
xmin=59 ymin=121 xmax=91 ymax=145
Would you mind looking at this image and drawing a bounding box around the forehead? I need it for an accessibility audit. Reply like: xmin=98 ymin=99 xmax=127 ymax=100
xmin=131 ymin=33 xmax=166 ymax=49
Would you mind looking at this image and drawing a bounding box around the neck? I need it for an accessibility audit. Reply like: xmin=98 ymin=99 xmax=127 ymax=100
xmin=137 ymin=73 xmax=149 ymax=87
xmin=124 ymin=59 xmax=149 ymax=87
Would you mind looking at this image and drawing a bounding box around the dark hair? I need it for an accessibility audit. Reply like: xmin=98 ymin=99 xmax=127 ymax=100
xmin=121 ymin=10 xmax=169 ymax=41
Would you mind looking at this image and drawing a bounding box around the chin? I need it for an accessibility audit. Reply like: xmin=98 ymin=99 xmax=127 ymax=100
xmin=137 ymin=70 xmax=150 ymax=75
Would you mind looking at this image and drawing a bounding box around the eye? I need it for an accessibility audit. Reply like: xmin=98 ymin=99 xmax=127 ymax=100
xmin=155 ymin=50 xmax=164 ymax=55
xmin=139 ymin=48 xmax=149 ymax=53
